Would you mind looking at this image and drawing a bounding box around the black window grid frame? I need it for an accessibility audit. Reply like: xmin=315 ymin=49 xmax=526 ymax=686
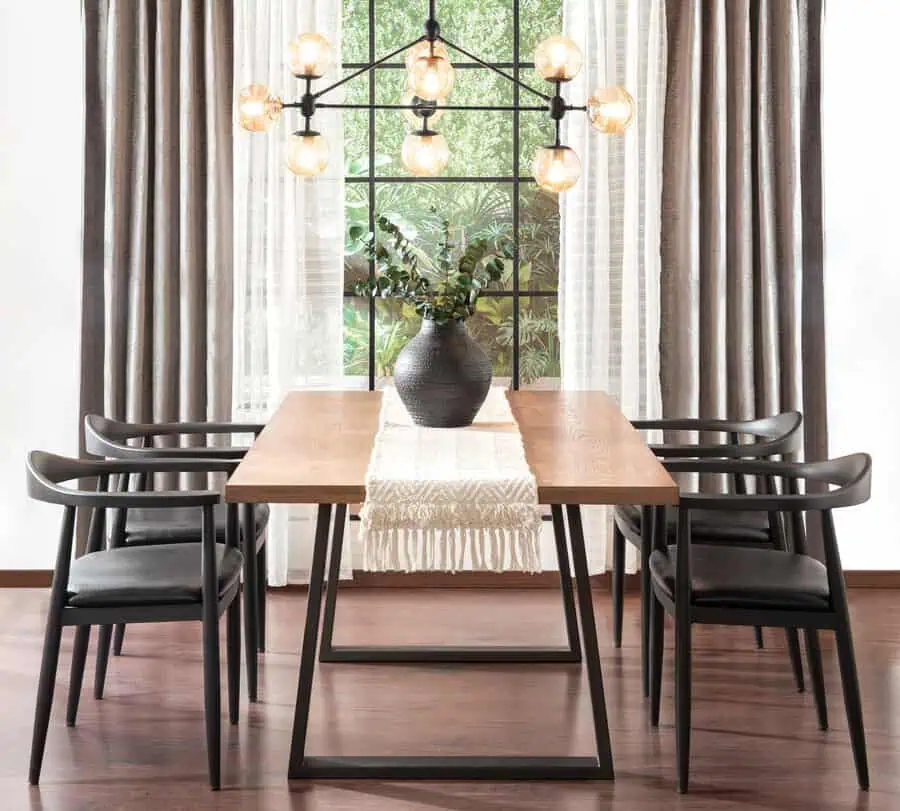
xmin=344 ymin=0 xmax=557 ymax=390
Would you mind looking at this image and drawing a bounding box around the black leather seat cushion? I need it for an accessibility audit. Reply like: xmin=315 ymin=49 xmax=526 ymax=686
xmin=649 ymin=545 xmax=830 ymax=611
xmin=67 ymin=544 xmax=244 ymax=607
xmin=125 ymin=502 xmax=270 ymax=545
xmin=615 ymin=504 xmax=771 ymax=544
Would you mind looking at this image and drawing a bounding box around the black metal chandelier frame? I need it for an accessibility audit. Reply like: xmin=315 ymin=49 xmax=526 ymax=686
xmin=282 ymin=0 xmax=585 ymax=150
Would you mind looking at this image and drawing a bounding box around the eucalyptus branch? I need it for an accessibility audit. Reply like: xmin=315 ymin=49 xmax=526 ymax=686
xmin=355 ymin=213 xmax=513 ymax=325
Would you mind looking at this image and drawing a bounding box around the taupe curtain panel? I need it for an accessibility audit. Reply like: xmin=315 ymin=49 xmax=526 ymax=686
xmin=660 ymin=0 xmax=826 ymax=475
xmin=80 ymin=0 xmax=234 ymax=447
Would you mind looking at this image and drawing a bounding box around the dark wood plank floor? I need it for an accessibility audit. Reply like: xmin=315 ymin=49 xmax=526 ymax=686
xmin=2 ymin=587 xmax=899 ymax=810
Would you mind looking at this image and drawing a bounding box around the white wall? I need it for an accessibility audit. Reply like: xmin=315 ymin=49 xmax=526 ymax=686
xmin=0 ymin=1 xmax=895 ymax=571
xmin=825 ymin=1 xmax=900 ymax=569
xmin=0 ymin=0 xmax=84 ymax=568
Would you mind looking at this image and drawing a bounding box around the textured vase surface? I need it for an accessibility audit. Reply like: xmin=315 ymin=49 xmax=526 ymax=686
xmin=393 ymin=319 xmax=492 ymax=427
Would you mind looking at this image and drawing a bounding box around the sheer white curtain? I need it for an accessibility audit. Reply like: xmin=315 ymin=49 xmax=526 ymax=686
xmin=233 ymin=0 xmax=346 ymax=585
xmin=560 ymin=0 xmax=666 ymax=573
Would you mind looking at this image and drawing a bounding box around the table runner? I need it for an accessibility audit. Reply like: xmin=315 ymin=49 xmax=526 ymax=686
xmin=359 ymin=387 xmax=544 ymax=572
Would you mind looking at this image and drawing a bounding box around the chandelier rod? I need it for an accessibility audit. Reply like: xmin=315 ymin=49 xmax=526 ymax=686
xmin=438 ymin=36 xmax=551 ymax=102
xmin=313 ymin=103 xmax=549 ymax=112
xmin=311 ymin=35 xmax=426 ymax=101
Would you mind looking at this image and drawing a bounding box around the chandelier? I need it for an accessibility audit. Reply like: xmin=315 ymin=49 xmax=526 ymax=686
xmin=237 ymin=1 xmax=635 ymax=193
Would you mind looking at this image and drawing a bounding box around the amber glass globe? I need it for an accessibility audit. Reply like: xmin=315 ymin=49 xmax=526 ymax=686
xmin=401 ymin=130 xmax=450 ymax=176
xmin=533 ymin=146 xmax=581 ymax=192
xmin=534 ymin=36 xmax=583 ymax=82
xmin=587 ymin=86 xmax=635 ymax=134
xmin=405 ymin=40 xmax=450 ymax=71
xmin=399 ymin=89 xmax=445 ymax=127
xmin=287 ymin=132 xmax=330 ymax=176
xmin=408 ymin=55 xmax=455 ymax=101
xmin=287 ymin=33 xmax=335 ymax=78
xmin=238 ymin=84 xmax=283 ymax=132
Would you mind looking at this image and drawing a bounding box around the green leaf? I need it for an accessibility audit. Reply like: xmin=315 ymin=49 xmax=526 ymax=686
xmin=346 ymin=157 xmax=367 ymax=177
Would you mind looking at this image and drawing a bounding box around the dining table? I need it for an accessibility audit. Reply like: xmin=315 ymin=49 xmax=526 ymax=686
xmin=225 ymin=389 xmax=678 ymax=781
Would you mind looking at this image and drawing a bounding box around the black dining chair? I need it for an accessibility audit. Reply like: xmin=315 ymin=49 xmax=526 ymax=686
xmin=26 ymin=451 xmax=243 ymax=790
xmin=84 ymin=415 xmax=268 ymax=702
xmin=611 ymin=412 xmax=804 ymax=696
xmin=647 ymin=453 xmax=872 ymax=793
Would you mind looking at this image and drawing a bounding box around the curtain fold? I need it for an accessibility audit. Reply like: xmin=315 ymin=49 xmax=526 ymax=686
xmin=233 ymin=0 xmax=346 ymax=585
xmin=80 ymin=0 xmax=234 ymax=482
xmin=560 ymin=0 xmax=667 ymax=573
xmin=660 ymin=0 xmax=827 ymax=554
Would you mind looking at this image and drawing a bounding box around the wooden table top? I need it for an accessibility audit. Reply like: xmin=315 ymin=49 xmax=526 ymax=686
xmin=225 ymin=390 xmax=678 ymax=506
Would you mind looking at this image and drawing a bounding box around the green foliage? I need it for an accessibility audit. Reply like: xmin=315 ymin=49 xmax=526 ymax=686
xmin=340 ymin=0 xmax=564 ymax=383
xmin=344 ymin=299 xmax=421 ymax=378
xmin=354 ymin=212 xmax=512 ymax=324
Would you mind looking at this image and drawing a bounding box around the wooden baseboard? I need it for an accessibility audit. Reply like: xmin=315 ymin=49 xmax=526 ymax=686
xmin=844 ymin=571 xmax=900 ymax=588
xmin=0 ymin=570 xmax=53 ymax=588
xmin=1 ymin=569 xmax=898 ymax=590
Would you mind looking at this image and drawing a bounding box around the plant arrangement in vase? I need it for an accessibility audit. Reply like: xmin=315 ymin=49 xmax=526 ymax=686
xmin=343 ymin=175 xmax=561 ymax=383
xmin=354 ymin=213 xmax=513 ymax=323
xmin=354 ymin=212 xmax=514 ymax=427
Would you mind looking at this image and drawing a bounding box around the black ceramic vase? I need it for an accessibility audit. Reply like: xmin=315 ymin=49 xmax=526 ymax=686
xmin=394 ymin=318 xmax=492 ymax=427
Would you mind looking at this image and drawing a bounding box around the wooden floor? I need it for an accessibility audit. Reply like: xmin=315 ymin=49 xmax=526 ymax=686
xmin=2 ymin=587 xmax=900 ymax=810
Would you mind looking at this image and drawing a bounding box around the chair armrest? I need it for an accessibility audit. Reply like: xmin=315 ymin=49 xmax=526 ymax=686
xmin=27 ymin=451 xmax=236 ymax=509
xmin=634 ymin=417 xmax=754 ymax=432
xmin=648 ymin=441 xmax=780 ymax=459
xmin=84 ymin=414 xmax=262 ymax=459
xmin=635 ymin=412 xmax=802 ymax=458
xmin=145 ymin=420 xmax=265 ymax=436
xmin=92 ymin=444 xmax=250 ymax=460
xmin=663 ymin=455 xmax=871 ymax=512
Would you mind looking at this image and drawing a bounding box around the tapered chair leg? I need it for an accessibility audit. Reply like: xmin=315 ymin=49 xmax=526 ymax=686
xmin=65 ymin=625 xmax=91 ymax=727
xmin=786 ymin=628 xmax=806 ymax=693
xmin=754 ymin=627 xmax=765 ymax=649
xmin=112 ymin=623 xmax=126 ymax=656
xmin=29 ymin=618 xmax=64 ymax=785
xmin=94 ymin=624 xmax=112 ymax=700
xmin=202 ymin=608 xmax=222 ymax=790
xmin=835 ymin=625 xmax=869 ymax=790
xmin=649 ymin=594 xmax=664 ymax=727
xmin=227 ymin=592 xmax=241 ymax=726
xmin=611 ymin=523 xmax=625 ymax=649
xmin=241 ymin=505 xmax=259 ymax=702
xmin=640 ymin=511 xmax=652 ymax=698
xmin=804 ymin=628 xmax=828 ymax=730
xmin=256 ymin=542 xmax=267 ymax=652
xmin=675 ymin=610 xmax=692 ymax=793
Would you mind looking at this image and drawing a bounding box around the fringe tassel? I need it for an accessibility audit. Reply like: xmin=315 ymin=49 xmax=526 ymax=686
xmin=359 ymin=524 xmax=542 ymax=573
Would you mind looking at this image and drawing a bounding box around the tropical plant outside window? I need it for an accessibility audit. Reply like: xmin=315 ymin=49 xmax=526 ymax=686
xmin=342 ymin=0 xmax=563 ymax=388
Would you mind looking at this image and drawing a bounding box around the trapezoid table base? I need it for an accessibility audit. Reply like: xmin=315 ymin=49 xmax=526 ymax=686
xmin=289 ymin=755 xmax=612 ymax=781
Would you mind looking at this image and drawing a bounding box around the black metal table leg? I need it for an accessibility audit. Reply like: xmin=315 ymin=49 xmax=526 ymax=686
xmin=288 ymin=501 xmax=614 ymax=781
xmin=288 ymin=504 xmax=333 ymax=771
xmin=551 ymin=504 xmax=582 ymax=660
xmin=565 ymin=504 xmax=615 ymax=778
xmin=318 ymin=505 xmax=582 ymax=664
xmin=318 ymin=503 xmax=346 ymax=662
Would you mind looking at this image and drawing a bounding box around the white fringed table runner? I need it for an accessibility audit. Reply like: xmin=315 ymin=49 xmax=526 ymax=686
xmin=359 ymin=387 xmax=544 ymax=572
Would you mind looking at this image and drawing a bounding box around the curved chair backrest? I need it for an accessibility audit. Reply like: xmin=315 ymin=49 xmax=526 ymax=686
xmin=27 ymin=450 xmax=233 ymax=509
xmin=634 ymin=411 xmax=803 ymax=459
xmin=657 ymin=453 xmax=872 ymax=612
xmin=663 ymin=453 xmax=871 ymax=513
xmin=85 ymin=414 xmax=264 ymax=460
xmin=27 ymin=450 xmax=240 ymax=577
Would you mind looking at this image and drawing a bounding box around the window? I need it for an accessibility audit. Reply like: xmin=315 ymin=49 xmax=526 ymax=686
xmin=342 ymin=0 xmax=562 ymax=389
